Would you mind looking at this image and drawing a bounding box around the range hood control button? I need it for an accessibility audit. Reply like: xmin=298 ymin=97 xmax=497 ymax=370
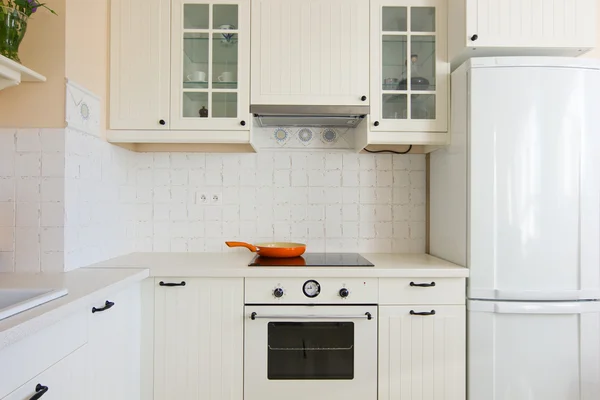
xmin=273 ymin=288 xmax=284 ymax=298
xmin=339 ymin=288 xmax=349 ymax=298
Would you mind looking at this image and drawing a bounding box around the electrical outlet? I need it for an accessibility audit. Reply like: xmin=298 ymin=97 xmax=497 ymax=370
xmin=211 ymin=193 xmax=222 ymax=205
xmin=198 ymin=193 xmax=208 ymax=204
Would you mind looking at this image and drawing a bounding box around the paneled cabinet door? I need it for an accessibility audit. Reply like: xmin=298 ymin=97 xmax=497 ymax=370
xmin=370 ymin=0 xmax=448 ymax=135
xmin=154 ymin=278 xmax=244 ymax=400
xmin=110 ymin=0 xmax=171 ymax=129
xmin=2 ymin=345 xmax=88 ymax=400
xmin=251 ymin=0 xmax=370 ymax=106
xmin=378 ymin=305 xmax=466 ymax=400
xmin=464 ymin=0 xmax=596 ymax=49
xmin=170 ymin=0 xmax=251 ymax=130
xmin=88 ymin=284 xmax=142 ymax=400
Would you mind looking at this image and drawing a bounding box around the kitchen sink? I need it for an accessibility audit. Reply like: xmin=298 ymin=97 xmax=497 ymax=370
xmin=0 ymin=288 xmax=69 ymax=321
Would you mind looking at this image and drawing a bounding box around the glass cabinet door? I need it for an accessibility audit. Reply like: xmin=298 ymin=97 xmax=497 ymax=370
xmin=372 ymin=0 xmax=447 ymax=133
xmin=171 ymin=0 xmax=249 ymax=130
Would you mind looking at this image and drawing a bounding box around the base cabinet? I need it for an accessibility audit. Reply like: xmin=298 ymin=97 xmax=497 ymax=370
xmin=88 ymin=284 xmax=142 ymax=400
xmin=154 ymin=278 xmax=244 ymax=400
xmin=378 ymin=305 xmax=466 ymax=400
xmin=1 ymin=345 xmax=88 ymax=400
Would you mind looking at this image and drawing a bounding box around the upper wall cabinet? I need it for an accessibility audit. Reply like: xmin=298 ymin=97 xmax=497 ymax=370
xmin=110 ymin=0 xmax=171 ymax=130
xmin=448 ymin=0 xmax=597 ymax=68
xmin=365 ymin=0 xmax=449 ymax=146
xmin=170 ymin=0 xmax=251 ymax=130
xmin=251 ymin=0 xmax=370 ymax=106
xmin=109 ymin=0 xmax=252 ymax=145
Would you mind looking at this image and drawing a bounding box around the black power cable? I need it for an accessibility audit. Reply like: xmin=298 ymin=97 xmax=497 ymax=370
xmin=363 ymin=145 xmax=413 ymax=154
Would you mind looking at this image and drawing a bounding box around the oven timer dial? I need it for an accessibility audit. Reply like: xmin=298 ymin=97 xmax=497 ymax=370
xmin=303 ymin=280 xmax=321 ymax=298
xmin=273 ymin=287 xmax=285 ymax=298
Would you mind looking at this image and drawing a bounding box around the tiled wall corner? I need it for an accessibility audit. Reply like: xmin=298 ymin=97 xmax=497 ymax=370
xmin=63 ymin=81 xmax=136 ymax=271
xmin=0 ymin=128 xmax=65 ymax=273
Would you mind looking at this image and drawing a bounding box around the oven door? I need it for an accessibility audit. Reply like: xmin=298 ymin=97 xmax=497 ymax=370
xmin=244 ymin=305 xmax=377 ymax=400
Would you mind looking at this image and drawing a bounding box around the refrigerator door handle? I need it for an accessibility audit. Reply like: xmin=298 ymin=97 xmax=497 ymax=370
xmin=493 ymin=302 xmax=600 ymax=314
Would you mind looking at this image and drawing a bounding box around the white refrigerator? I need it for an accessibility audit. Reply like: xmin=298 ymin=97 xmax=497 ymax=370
xmin=430 ymin=57 xmax=600 ymax=400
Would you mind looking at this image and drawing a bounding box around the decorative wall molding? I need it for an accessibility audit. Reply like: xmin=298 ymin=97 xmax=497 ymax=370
xmin=65 ymin=79 xmax=101 ymax=138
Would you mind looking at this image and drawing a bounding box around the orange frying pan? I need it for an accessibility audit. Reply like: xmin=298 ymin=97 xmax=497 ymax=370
xmin=226 ymin=241 xmax=306 ymax=258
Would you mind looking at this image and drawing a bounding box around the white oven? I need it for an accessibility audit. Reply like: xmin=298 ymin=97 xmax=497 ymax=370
xmin=244 ymin=278 xmax=378 ymax=400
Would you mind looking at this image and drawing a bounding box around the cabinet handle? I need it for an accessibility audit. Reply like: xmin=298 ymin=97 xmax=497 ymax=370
xmin=29 ymin=384 xmax=48 ymax=400
xmin=410 ymin=281 xmax=436 ymax=287
xmin=92 ymin=300 xmax=115 ymax=314
xmin=159 ymin=281 xmax=186 ymax=287
xmin=374 ymin=121 xmax=380 ymax=126
xmin=361 ymin=95 xmax=367 ymax=101
xmin=240 ymin=120 xmax=246 ymax=126
xmin=470 ymin=34 xmax=478 ymax=41
xmin=410 ymin=310 xmax=436 ymax=316
xmin=159 ymin=119 xmax=166 ymax=125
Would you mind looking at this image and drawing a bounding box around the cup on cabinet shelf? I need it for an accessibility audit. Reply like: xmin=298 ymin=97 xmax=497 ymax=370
xmin=218 ymin=72 xmax=234 ymax=82
xmin=187 ymin=71 xmax=206 ymax=82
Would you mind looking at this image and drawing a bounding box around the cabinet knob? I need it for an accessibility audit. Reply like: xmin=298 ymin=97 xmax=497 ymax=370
xmin=374 ymin=121 xmax=380 ymax=126
xmin=240 ymin=120 xmax=246 ymax=126
xmin=470 ymin=34 xmax=478 ymax=41
xmin=159 ymin=119 xmax=166 ymax=125
xmin=361 ymin=95 xmax=367 ymax=101
xmin=29 ymin=384 xmax=49 ymax=400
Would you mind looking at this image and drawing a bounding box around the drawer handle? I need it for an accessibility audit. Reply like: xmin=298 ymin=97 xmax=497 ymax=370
xmin=29 ymin=384 xmax=48 ymax=400
xmin=410 ymin=310 xmax=436 ymax=316
xmin=410 ymin=281 xmax=436 ymax=287
xmin=92 ymin=300 xmax=115 ymax=314
xmin=159 ymin=281 xmax=186 ymax=287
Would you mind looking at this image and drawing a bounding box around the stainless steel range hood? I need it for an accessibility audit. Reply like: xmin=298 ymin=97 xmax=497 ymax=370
xmin=251 ymin=105 xmax=369 ymax=128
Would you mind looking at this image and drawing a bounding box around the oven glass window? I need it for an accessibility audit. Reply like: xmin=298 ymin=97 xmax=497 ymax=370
xmin=267 ymin=322 xmax=354 ymax=380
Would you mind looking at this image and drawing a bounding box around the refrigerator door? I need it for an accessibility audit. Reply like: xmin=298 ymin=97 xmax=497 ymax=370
xmin=468 ymin=300 xmax=600 ymax=400
xmin=468 ymin=64 xmax=600 ymax=301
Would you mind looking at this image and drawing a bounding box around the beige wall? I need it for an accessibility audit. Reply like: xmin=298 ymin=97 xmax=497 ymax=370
xmin=0 ymin=0 xmax=66 ymax=128
xmin=65 ymin=0 xmax=109 ymax=130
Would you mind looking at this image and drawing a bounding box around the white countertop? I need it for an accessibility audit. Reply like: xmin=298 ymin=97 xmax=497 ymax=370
xmin=88 ymin=252 xmax=468 ymax=278
xmin=0 ymin=268 xmax=149 ymax=351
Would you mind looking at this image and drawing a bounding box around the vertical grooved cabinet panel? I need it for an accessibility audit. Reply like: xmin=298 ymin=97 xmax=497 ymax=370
xmin=88 ymin=284 xmax=142 ymax=400
xmin=251 ymin=0 xmax=370 ymax=106
xmin=154 ymin=278 xmax=244 ymax=400
xmin=109 ymin=0 xmax=171 ymax=129
xmin=2 ymin=345 xmax=89 ymax=400
xmin=467 ymin=0 xmax=596 ymax=47
xmin=379 ymin=305 xmax=466 ymax=400
xmin=449 ymin=0 xmax=596 ymax=66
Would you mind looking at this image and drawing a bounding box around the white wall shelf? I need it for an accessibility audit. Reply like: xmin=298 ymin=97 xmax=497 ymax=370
xmin=0 ymin=54 xmax=46 ymax=91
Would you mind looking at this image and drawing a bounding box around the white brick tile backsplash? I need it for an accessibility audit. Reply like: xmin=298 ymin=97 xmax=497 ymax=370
xmin=16 ymin=129 xmax=41 ymax=152
xmin=2 ymin=122 xmax=427 ymax=268
xmin=15 ymin=153 xmax=41 ymax=177
xmin=16 ymin=202 xmax=39 ymax=227
xmin=41 ymin=178 xmax=64 ymax=202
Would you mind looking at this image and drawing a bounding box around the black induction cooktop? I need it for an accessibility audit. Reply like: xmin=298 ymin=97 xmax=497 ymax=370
xmin=248 ymin=253 xmax=374 ymax=267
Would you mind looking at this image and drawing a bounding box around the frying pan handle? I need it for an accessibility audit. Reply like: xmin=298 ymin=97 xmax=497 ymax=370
xmin=225 ymin=241 xmax=258 ymax=252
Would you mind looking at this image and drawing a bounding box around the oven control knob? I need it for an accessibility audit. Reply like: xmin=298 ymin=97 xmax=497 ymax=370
xmin=339 ymin=288 xmax=349 ymax=298
xmin=273 ymin=287 xmax=284 ymax=298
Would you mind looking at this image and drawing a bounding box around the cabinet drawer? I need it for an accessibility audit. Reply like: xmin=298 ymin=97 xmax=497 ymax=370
xmin=0 ymin=311 xmax=88 ymax=398
xmin=2 ymin=344 xmax=88 ymax=400
xmin=379 ymin=278 xmax=465 ymax=305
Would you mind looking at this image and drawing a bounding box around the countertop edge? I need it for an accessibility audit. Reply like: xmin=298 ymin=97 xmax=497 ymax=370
xmin=0 ymin=268 xmax=150 ymax=352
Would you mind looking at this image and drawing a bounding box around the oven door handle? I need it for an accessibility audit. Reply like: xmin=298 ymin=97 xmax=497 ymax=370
xmin=250 ymin=312 xmax=373 ymax=320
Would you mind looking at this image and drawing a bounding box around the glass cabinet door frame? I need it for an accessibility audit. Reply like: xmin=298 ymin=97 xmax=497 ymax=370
xmin=370 ymin=0 xmax=448 ymax=133
xmin=170 ymin=0 xmax=250 ymax=130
